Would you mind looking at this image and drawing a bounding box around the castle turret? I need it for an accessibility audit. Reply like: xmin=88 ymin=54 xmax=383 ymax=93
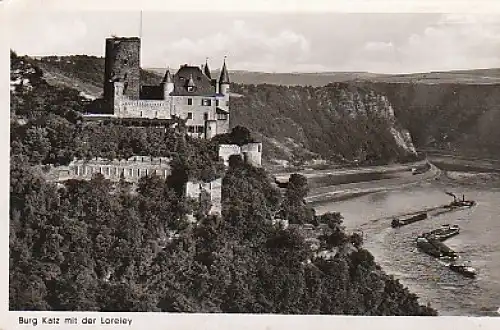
xmin=161 ymin=68 xmax=174 ymax=97
xmin=219 ymin=57 xmax=230 ymax=96
xmin=204 ymin=58 xmax=212 ymax=80
xmin=216 ymin=58 xmax=230 ymax=135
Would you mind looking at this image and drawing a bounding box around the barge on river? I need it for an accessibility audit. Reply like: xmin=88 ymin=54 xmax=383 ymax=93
xmin=448 ymin=262 xmax=477 ymax=278
xmin=416 ymin=236 xmax=459 ymax=261
xmin=422 ymin=224 xmax=460 ymax=242
xmin=391 ymin=212 xmax=428 ymax=228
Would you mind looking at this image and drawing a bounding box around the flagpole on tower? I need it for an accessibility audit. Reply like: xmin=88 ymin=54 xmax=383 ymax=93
xmin=139 ymin=10 xmax=143 ymax=39
xmin=139 ymin=10 xmax=143 ymax=68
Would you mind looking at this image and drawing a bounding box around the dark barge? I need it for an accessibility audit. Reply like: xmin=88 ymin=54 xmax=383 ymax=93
xmin=391 ymin=212 xmax=428 ymax=228
xmin=422 ymin=224 xmax=460 ymax=242
xmin=448 ymin=262 xmax=477 ymax=278
xmin=416 ymin=236 xmax=459 ymax=261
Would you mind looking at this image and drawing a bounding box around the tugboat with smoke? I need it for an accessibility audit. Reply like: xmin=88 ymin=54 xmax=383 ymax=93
xmin=445 ymin=191 xmax=476 ymax=208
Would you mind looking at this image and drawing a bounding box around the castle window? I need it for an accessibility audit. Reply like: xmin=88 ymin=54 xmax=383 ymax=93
xmin=140 ymin=111 xmax=143 ymax=117
xmin=197 ymin=126 xmax=204 ymax=133
xmin=216 ymin=100 xmax=219 ymax=106
xmin=137 ymin=169 xmax=141 ymax=176
xmin=258 ymin=145 xmax=262 ymax=152
xmin=187 ymin=126 xmax=195 ymax=133
xmin=155 ymin=111 xmax=158 ymax=118
xmin=129 ymin=169 xmax=133 ymax=177
xmin=187 ymin=98 xmax=193 ymax=105
xmin=217 ymin=113 xmax=228 ymax=120
xmin=226 ymin=101 xmax=229 ymax=106
xmin=187 ymin=112 xmax=193 ymax=119
xmin=204 ymin=113 xmax=208 ymax=120
xmin=202 ymin=99 xmax=211 ymax=106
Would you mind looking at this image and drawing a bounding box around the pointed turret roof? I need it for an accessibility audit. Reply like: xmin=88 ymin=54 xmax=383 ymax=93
xmin=219 ymin=57 xmax=230 ymax=84
xmin=162 ymin=68 xmax=173 ymax=84
xmin=204 ymin=58 xmax=212 ymax=79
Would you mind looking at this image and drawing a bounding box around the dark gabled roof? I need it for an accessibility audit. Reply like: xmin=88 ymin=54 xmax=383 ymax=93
xmin=219 ymin=59 xmax=230 ymax=84
xmin=172 ymin=65 xmax=215 ymax=96
xmin=162 ymin=69 xmax=173 ymax=84
xmin=204 ymin=59 xmax=212 ymax=79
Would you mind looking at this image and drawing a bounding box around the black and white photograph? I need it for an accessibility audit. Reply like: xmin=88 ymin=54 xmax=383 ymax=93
xmin=5 ymin=0 xmax=500 ymax=326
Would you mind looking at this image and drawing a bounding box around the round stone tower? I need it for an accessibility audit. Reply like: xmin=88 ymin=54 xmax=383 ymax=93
xmin=103 ymin=37 xmax=141 ymax=111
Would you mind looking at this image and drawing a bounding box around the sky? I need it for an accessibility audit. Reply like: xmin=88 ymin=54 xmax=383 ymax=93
xmin=7 ymin=11 xmax=500 ymax=74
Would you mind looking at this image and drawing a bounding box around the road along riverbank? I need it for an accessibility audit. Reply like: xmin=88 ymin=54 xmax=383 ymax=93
xmin=305 ymin=162 xmax=441 ymax=205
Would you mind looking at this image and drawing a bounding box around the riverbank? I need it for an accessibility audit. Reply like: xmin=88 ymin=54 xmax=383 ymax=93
xmin=306 ymin=162 xmax=441 ymax=205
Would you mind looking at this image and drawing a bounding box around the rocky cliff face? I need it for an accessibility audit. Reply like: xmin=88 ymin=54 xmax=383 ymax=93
xmin=230 ymin=83 xmax=417 ymax=165
xmin=364 ymin=82 xmax=500 ymax=159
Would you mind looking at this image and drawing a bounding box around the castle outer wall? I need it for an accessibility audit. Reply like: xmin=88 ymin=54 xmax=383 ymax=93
xmin=50 ymin=156 xmax=171 ymax=183
xmin=218 ymin=143 xmax=263 ymax=167
xmin=185 ymin=178 xmax=223 ymax=215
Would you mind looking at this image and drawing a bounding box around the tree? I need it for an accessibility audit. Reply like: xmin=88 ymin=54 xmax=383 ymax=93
xmin=286 ymin=173 xmax=309 ymax=202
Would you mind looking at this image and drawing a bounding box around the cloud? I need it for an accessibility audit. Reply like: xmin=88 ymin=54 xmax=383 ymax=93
xmin=364 ymin=41 xmax=394 ymax=52
xmin=399 ymin=14 xmax=500 ymax=72
xmin=345 ymin=14 xmax=500 ymax=73
xmin=11 ymin=14 xmax=89 ymax=55
xmin=149 ymin=19 xmax=311 ymax=72
xmin=8 ymin=12 xmax=500 ymax=73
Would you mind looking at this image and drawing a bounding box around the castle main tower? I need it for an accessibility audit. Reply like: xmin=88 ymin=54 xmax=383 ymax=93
xmin=103 ymin=37 xmax=141 ymax=111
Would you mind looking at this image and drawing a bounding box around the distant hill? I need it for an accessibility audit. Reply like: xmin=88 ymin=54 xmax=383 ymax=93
xmin=148 ymin=67 xmax=500 ymax=86
xmin=147 ymin=68 xmax=389 ymax=87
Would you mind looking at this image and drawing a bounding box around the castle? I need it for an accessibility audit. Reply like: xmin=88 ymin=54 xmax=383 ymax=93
xmin=88 ymin=36 xmax=230 ymax=139
xmin=50 ymin=36 xmax=263 ymax=216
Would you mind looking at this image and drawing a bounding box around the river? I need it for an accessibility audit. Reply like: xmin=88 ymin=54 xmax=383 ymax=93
xmin=314 ymin=180 xmax=500 ymax=316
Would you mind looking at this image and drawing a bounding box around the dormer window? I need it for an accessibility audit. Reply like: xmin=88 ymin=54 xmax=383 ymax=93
xmin=186 ymin=74 xmax=196 ymax=92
